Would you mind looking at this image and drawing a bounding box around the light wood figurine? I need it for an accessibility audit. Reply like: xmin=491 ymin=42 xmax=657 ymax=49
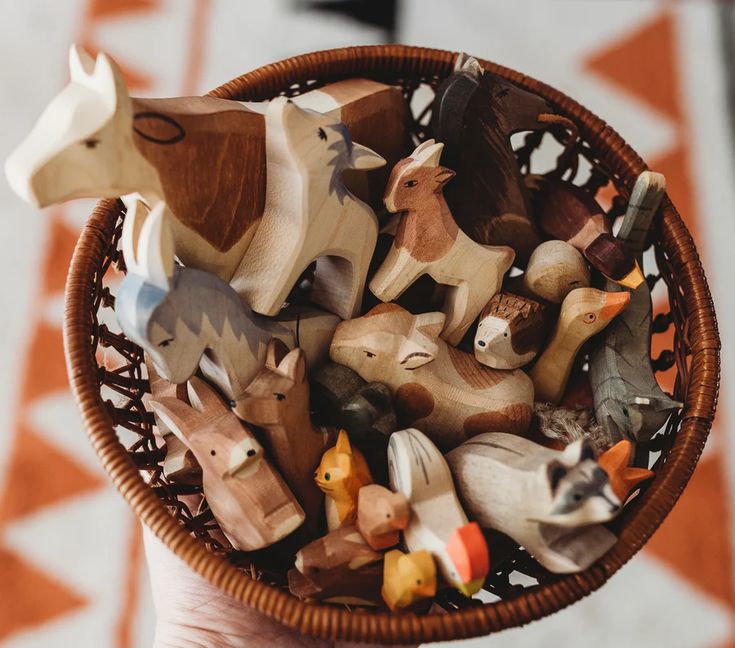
xmin=388 ymin=428 xmax=490 ymax=595
xmin=522 ymin=240 xmax=591 ymax=304
xmin=314 ymin=430 xmax=373 ymax=530
xmin=356 ymin=484 xmax=410 ymax=550
xmin=370 ymin=139 xmax=515 ymax=345
xmin=447 ymin=433 xmax=621 ymax=573
xmin=149 ymin=377 xmax=305 ymax=550
xmin=330 ymin=304 xmax=534 ymax=450
xmin=530 ymin=288 xmax=630 ymax=404
xmin=382 ymin=549 xmax=437 ymax=611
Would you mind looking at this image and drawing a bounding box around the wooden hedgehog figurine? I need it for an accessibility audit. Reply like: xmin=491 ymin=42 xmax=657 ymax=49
xmin=474 ymin=293 xmax=545 ymax=369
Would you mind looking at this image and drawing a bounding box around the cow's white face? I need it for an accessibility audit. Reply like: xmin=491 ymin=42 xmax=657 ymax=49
xmin=5 ymin=45 xmax=133 ymax=207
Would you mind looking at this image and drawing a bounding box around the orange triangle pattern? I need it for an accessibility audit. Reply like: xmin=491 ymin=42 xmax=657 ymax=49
xmin=19 ymin=322 xmax=68 ymax=407
xmin=86 ymin=0 xmax=160 ymax=21
xmin=41 ymin=211 xmax=82 ymax=297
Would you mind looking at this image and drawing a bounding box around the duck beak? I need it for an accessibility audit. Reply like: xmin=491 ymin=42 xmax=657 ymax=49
xmin=600 ymin=291 xmax=631 ymax=320
xmin=456 ymin=577 xmax=485 ymax=597
xmin=614 ymin=262 xmax=645 ymax=290
xmin=446 ymin=522 xmax=490 ymax=589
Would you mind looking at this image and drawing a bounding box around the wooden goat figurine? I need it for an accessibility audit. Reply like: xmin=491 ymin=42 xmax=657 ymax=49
xmin=589 ymin=172 xmax=682 ymax=443
xmin=530 ymin=288 xmax=630 ymax=404
xmin=314 ymin=430 xmax=373 ymax=530
xmin=356 ymin=484 xmax=410 ymax=550
xmin=370 ymin=140 xmax=515 ymax=345
xmin=149 ymin=377 xmax=305 ymax=550
xmin=5 ymin=45 xmax=407 ymax=280
xmin=447 ymin=433 xmax=621 ymax=573
xmin=388 ymin=428 xmax=489 ymax=595
xmin=233 ymin=98 xmax=385 ymax=319
xmin=115 ymin=201 xmax=339 ymax=403
xmin=382 ymin=549 xmax=437 ymax=611
xmin=330 ymin=304 xmax=534 ymax=450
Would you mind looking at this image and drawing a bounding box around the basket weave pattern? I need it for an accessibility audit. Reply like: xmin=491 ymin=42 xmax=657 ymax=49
xmin=62 ymin=45 xmax=720 ymax=643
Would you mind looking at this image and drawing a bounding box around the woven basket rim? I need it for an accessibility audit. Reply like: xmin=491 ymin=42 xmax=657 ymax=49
xmin=62 ymin=44 xmax=720 ymax=644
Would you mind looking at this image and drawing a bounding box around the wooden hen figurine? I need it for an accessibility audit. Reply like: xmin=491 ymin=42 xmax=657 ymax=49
xmin=356 ymin=484 xmax=410 ymax=550
xmin=370 ymin=140 xmax=515 ymax=346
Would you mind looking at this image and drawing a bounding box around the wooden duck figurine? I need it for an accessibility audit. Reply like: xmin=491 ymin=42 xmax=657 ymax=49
xmin=314 ymin=430 xmax=373 ymax=530
xmin=356 ymin=484 xmax=410 ymax=550
xmin=382 ymin=549 xmax=437 ymax=611
xmin=530 ymin=288 xmax=630 ymax=404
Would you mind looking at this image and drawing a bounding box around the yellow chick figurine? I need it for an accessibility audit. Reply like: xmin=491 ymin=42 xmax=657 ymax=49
xmin=382 ymin=549 xmax=437 ymax=611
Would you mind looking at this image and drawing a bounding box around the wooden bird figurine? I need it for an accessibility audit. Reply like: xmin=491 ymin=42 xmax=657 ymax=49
xmin=149 ymin=377 xmax=305 ymax=550
xmin=232 ymin=97 xmax=385 ymax=319
xmin=597 ymin=440 xmax=654 ymax=501
xmin=388 ymin=428 xmax=490 ymax=595
xmin=430 ymin=54 xmax=552 ymax=265
xmin=381 ymin=549 xmax=437 ymax=611
xmin=331 ymin=304 xmax=534 ymax=450
xmin=589 ymin=171 xmax=682 ymax=443
xmin=530 ymin=288 xmax=630 ymax=404
xmin=314 ymin=430 xmax=373 ymax=530
xmin=522 ymin=240 xmax=591 ymax=304
xmin=447 ymin=433 xmax=621 ymax=573
xmin=5 ymin=45 xmax=407 ymax=280
xmin=356 ymin=484 xmax=410 ymax=550
xmin=528 ymin=176 xmax=645 ymax=289
xmin=474 ymin=293 xmax=545 ymax=369
xmin=370 ymin=139 xmax=515 ymax=345
xmin=236 ymin=339 xmax=332 ymax=533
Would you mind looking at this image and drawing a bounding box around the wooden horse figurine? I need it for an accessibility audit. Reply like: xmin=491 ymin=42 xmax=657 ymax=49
xmin=5 ymin=45 xmax=407 ymax=280
xmin=521 ymin=240 xmax=591 ymax=304
xmin=431 ymin=54 xmax=553 ymax=265
xmin=115 ymin=200 xmax=339 ymax=402
xmin=370 ymin=140 xmax=515 ymax=345
xmin=232 ymin=97 xmax=385 ymax=319
xmin=149 ymin=377 xmax=305 ymax=550
xmin=530 ymin=288 xmax=630 ymax=404
xmin=382 ymin=549 xmax=437 ymax=611
xmin=388 ymin=428 xmax=489 ymax=595
xmin=356 ymin=484 xmax=410 ymax=550
xmin=314 ymin=430 xmax=374 ymax=530
xmin=235 ymin=339 xmax=331 ymax=532
xmin=330 ymin=304 xmax=534 ymax=450
xmin=447 ymin=433 xmax=621 ymax=573
xmin=589 ymin=171 xmax=682 ymax=444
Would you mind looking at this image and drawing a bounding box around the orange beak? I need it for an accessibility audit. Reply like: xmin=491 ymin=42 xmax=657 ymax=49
xmin=446 ymin=522 xmax=489 ymax=590
xmin=600 ymin=290 xmax=631 ymax=320
xmin=614 ymin=261 xmax=645 ymax=290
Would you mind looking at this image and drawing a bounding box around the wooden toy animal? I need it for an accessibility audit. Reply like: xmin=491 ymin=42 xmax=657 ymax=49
xmin=597 ymin=440 xmax=654 ymax=501
xmin=314 ymin=430 xmax=374 ymax=530
xmin=115 ymin=201 xmax=339 ymax=403
xmin=589 ymin=172 xmax=682 ymax=443
xmin=431 ymin=54 xmax=552 ymax=264
xmin=235 ymin=339 xmax=330 ymax=532
xmin=232 ymin=97 xmax=385 ymax=320
xmin=5 ymin=45 xmax=408 ymax=280
xmin=149 ymin=377 xmax=304 ymax=550
xmin=288 ymin=563 xmax=383 ymax=605
xmin=369 ymin=140 xmax=515 ymax=345
xmin=382 ymin=549 xmax=437 ymax=611
xmin=446 ymin=433 xmax=621 ymax=573
xmin=330 ymin=304 xmax=534 ymax=450
xmin=356 ymin=484 xmax=410 ymax=550
xmin=527 ymin=176 xmax=645 ymax=289
xmin=388 ymin=428 xmax=489 ymax=594
xmin=530 ymin=288 xmax=630 ymax=404
xmin=474 ymin=293 xmax=544 ymax=369
xmin=522 ymin=240 xmax=591 ymax=304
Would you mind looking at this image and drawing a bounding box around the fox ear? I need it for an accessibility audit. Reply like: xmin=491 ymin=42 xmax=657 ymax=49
xmin=335 ymin=429 xmax=352 ymax=455
xmin=561 ymin=439 xmax=592 ymax=465
xmin=278 ymin=347 xmax=307 ymax=383
xmin=546 ymin=460 xmax=568 ymax=492
xmin=265 ymin=338 xmax=290 ymax=371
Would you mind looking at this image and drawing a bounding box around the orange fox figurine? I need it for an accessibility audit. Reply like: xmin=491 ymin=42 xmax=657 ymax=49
xmin=315 ymin=430 xmax=374 ymax=530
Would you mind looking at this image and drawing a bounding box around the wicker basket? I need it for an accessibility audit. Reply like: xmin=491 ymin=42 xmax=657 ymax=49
xmin=63 ymin=45 xmax=720 ymax=644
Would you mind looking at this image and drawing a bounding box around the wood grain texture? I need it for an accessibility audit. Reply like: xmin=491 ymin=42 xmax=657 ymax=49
xmin=330 ymin=304 xmax=534 ymax=450
xmin=446 ymin=433 xmax=621 ymax=573
xmin=356 ymin=484 xmax=410 ymax=550
xmin=371 ymin=140 xmax=515 ymax=345
xmin=522 ymin=240 xmax=591 ymax=304
xmin=381 ymin=549 xmax=436 ymax=611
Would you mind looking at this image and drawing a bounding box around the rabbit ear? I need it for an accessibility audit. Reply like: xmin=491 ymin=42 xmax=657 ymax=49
xmin=187 ymin=377 xmax=228 ymax=415
xmin=121 ymin=196 xmax=149 ymax=275
xmin=149 ymin=397 xmax=197 ymax=446
xmin=138 ymin=201 xmax=175 ymax=290
xmin=277 ymin=347 xmax=307 ymax=383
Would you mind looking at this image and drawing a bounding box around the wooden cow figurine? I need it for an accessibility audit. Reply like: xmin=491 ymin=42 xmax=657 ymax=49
xmin=522 ymin=240 xmax=591 ymax=304
xmin=474 ymin=293 xmax=544 ymax=369
xmin=447 ymin=433 xmax=621 ymax=573
xmin=149 ymin=377 xmax=304 ymax=550
xmin=528 ymin=176 xmax=645 ymax=289
xmin=388 ymin=428 xmax=489 ymax=595
xmin=330 ymin=304 xmax=534 ymax=450
xmin=589 ymin=172 xmax=682 ymax=443
xmin=5 ymin=45 xmax=408 ymax=280
xmin=314 ymin=430 xmax=373 ymax=530
xmin=431 ymin=54 xmax=552 ymax=264
xmin=115 ymin=201 xmax=339 ymax=401
xmin=356 ymin=484 xmax=410 ymax=550
xmin=232 ymin=98 xmax=385 ymax=319
xmin=235 ymin=339 xmax=331 ymax=533
xmin=370 ymin=140 xmax=515 ymax=345
xmin=597 ymin=440 xmax=654 ymax=501
xmin=382 ymin=549 xmax=437 ymax=611
xmin=530 ymin=288 xmax=630 ymax=404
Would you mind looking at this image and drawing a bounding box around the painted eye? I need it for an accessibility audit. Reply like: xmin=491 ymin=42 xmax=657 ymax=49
xmin=229 ymin=400 xmax=236 ymax=408
xmin=246 ymin=449 xmax=256 ymax=457
xmin=416 ymin=579 xmax=422 ymax=585
xmin=622 ymin=407 xmax=629 ymax=418
xmin=317 ymin=127 xmax=327 ymax=141
xmin=83 ymin=138 xmax=100 ymax=149
xmin=403 ymin=179 xmax=418 ymax=188
xmin=503 ymin=332 xmax=508 ymax=337
xmin=583 ymin=313 xmax=597 ymax=323
xmin=158 ymin=338 xmax=174 ymax=348
xmin=364 ymin=351 xmax=375 ymax=358
xmin=210 ymin=450 xmax=216 ymax=456
xmin=274 ymin=392 xmax=286 ymax=401
xmin=496 ymin=88 xmax=510 ymax=99
xmin=573 ymin=492 xmax=582 ymax=502
xmin=324 ymin=472 xmax=331 ymax=481
xmin=386 ymin=513 xmax=391 ymax=518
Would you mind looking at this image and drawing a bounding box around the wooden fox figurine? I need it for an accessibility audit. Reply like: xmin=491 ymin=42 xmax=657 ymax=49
xmin=314 ymin=430 xmax=373 ymax=530
xmin=382 ymin=549 xmax=437 ymax=611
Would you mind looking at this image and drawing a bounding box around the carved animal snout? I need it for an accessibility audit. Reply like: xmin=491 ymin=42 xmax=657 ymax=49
xmin=226 ymin=439 xmax=262 ymax=479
